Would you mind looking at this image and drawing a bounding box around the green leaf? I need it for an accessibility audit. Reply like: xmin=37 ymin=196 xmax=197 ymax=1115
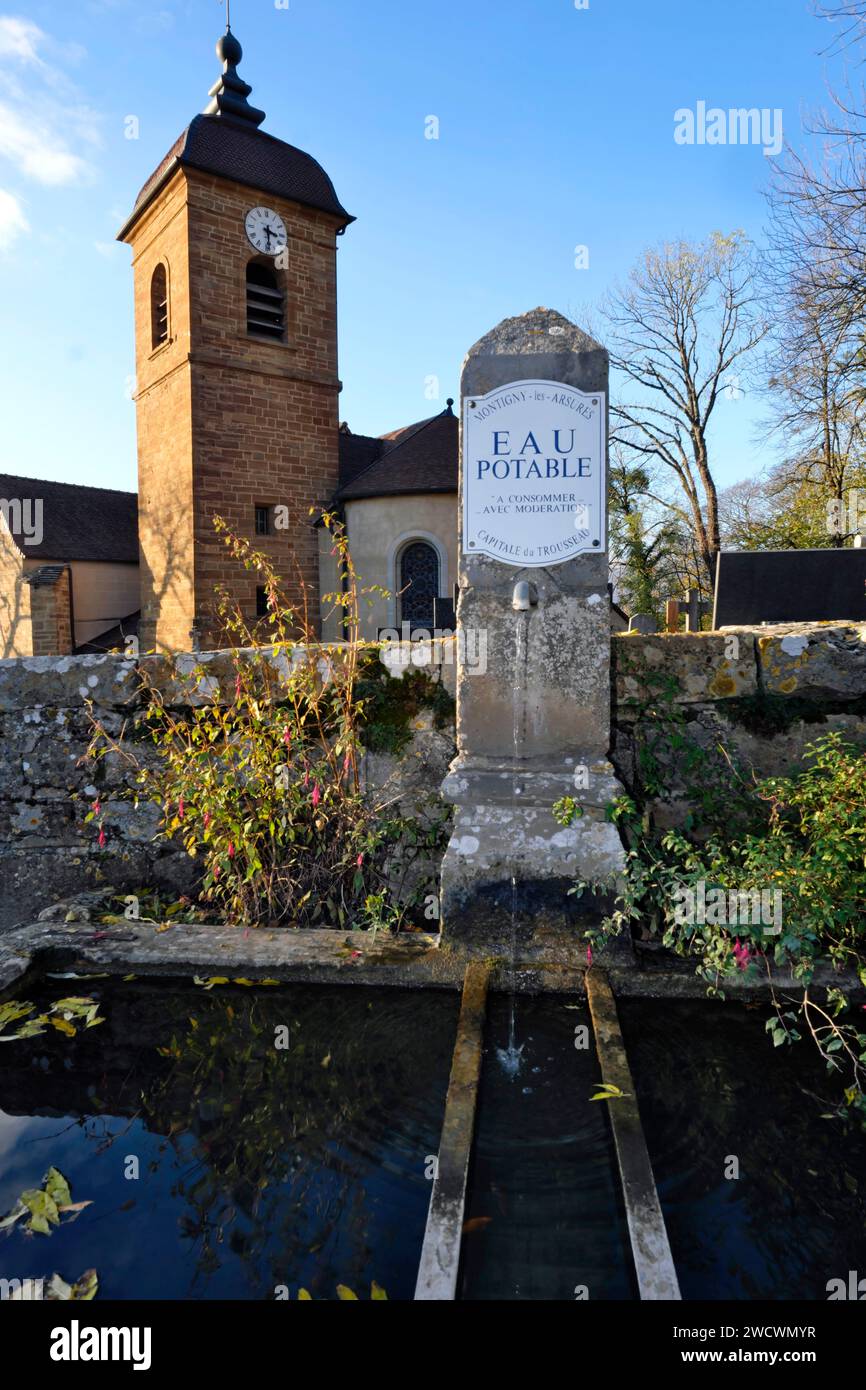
xmin=20 ymin=1188 xmax=60 ymax=1235
xmin=589 ymin=1083 xmax=627 ymax=1102
xmin=44 ymin=1168 xmax=72 ymax=1209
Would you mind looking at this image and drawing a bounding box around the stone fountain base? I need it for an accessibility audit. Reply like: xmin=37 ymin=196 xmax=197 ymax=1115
xmin=440 ymin=756 xmax=627 ymax=945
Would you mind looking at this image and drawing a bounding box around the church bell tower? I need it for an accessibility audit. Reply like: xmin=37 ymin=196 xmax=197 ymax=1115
xmin=118 ymin=24 xmax=353 ymax=651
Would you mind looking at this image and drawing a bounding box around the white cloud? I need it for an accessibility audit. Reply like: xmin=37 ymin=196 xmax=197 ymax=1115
xmin=0 ymin=104 xmax=90 ymax=184
xmin=0 ymin=187 xmax=28 ymax=251
xmin=0 ymin=16 xmax=43 ymax=64
xmin=0 ymin=15 xmax=101 ymax=189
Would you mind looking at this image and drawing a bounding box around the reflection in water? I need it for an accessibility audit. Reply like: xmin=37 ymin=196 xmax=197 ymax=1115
xmin=0 ymin=980 xmax=458 ymax=1301
xmin=619 ymin=998 xmax=866 ymax=1300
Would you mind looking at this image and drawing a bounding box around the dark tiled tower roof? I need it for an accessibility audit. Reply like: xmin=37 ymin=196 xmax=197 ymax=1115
xmin=118 ymin=28 xmax=353 ymax=240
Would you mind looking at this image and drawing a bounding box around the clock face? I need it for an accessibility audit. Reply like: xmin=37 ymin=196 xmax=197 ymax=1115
xmin=245 ymin=207 xmax=288 ymax=257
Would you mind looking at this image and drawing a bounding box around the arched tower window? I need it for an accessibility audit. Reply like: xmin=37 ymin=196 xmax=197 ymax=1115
xmin=246 ymin=260 xmax=285 ymax=341
xmin=399 ymin=540 xmax=439 ymax=629
xmin=150 ymin=264 xmax=168 ymax=349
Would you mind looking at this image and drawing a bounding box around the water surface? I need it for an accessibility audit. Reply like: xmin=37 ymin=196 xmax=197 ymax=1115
xmin=619 ymin=997 xmax=866 ymax=1300
xmin=0 ymin=978 xmax=458 ymax=1301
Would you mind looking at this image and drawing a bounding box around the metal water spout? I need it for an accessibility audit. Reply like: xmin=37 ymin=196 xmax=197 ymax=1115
xmin=511 ymin=580 xmax=538 ymax=612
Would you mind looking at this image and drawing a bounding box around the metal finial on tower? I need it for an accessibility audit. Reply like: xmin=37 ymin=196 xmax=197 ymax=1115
xmin=205 ymin=5 xmax=266 ymax=128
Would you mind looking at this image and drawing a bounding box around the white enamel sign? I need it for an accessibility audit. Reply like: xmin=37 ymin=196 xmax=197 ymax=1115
xmin=462 ymin=380 xmax=606 ymax=567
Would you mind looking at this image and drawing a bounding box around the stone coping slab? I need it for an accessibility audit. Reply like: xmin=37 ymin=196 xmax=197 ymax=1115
xmin=415 ymin=961 xmax=490 ymax=1300
xmin=0 ymin=917 xmax=861 ymax=1003
xmin=587 ymin=968 xmax=680 ymax=1300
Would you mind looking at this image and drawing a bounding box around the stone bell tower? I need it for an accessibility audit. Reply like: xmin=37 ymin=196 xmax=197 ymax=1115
xmin=118 ymin=24 xmax=354 ymax=652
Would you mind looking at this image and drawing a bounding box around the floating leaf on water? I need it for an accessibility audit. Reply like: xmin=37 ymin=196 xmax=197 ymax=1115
xmin=589 ymin=1083 xmax=628 ymax=1102
xmin=462 ymin=1216 xmax=492 ymax=1234
xmin=297 ymin=1288 xmax=312 ymax=1300
xmin=0 ymin=1001 xmax=34 ymax=1027
xmin=193 ymin=977 xmax=230 ymax=990
xmin=0 ymin=1018 xmax=47 ymax=1042
xmin=1 ymin=1168 xmax=90 ymax=1237
xmin=20 ymin=1188 xmax=61 ymax=1235
xmin=370 ymin=1282 xmax=388 ymax=1300
xmin=0 ymin=1001 xmax=48 ymax=1042
xmin=44 ymin=1168 xmax=71 ymax=1209
xmin=57 ymin=1201 xmax=93 ymax=1222
xmin=320 ymin=1053 xmax=331 ymax=1069
xmin=336 ymin=1285 xmax=358 ymax=1300
xmin=50 ymin=1017 xmax=76 ymax=1037
xmin=46 ymin=1269 xmax=98 ymax=1301
xmin=0 ymin=1200 xmax=27 ymax=1231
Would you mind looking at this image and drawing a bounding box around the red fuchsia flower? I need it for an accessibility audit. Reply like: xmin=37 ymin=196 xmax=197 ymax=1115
xmin=356 ymin=853 xmax=364 ymax=868
xmin=732 ymin=938 xmax=751 ymax=971
xmin=178 ymin=797 xmax=185 ymax=822
xmin=312 ymin=783 xmax=321 ymax=808
xmin=303 ymin=767 xmax=310 ymax=789
xmin=92 ymin=799 xmax=101 ymax=816
xmin=213 ymin=863 xmax=220 ymax=880
xmin=203 ymin=811 xmax=210 ymax=830
xmin=98 ymin=827 xmax=106 ymax=849
xmin=283 ymin=726 xmax=292 ymax=746
xmin=586 ymin=944 xmax=593 ymax=969
xmin=228 ymin=842 xmax=235 ymax=859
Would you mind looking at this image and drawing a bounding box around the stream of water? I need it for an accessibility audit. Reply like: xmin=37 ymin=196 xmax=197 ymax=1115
xmin=496 ymin=608 xmax=529 ymax=1080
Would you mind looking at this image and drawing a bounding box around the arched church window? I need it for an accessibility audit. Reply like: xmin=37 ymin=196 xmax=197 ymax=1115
xmin=246 ymin=261 xmax=286 ymax=341
xmin=399 ymin=540 xmax=439 ymax=630
xmin=150 ymin=264 xmax=168 ymax=349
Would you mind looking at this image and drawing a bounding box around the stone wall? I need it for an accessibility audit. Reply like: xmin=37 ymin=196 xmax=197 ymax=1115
xmin=612 ymin=623 xmax=866 ymax=827
xmin=29 ymin=566 xmax=73 ymax=657
xmin=0 ymin=521 xmax=31 ymax=658
xmin=1 ymin=623 xmax=864 ymax=930
xmin=0 ymin=644 xmax=457 ymax=932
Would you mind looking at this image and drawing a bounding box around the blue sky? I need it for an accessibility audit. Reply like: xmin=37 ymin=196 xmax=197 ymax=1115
xmin=0 ymin=0 xmax=849 ymax=495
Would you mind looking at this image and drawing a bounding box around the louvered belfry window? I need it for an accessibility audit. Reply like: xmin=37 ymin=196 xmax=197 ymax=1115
xmin=247 ymin=261 xmax=286 ymax=341
xmin=399 ymin=541 xmax=439 ymax=629
xmin=151 ymin=264 xmax=168 ymax=349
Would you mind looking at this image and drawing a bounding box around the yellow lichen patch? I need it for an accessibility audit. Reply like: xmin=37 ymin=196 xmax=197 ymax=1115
xmin=708 ymin=673 xmax=737 ymax=697
xmin=776 ymin=677 xmax=798 ymax=694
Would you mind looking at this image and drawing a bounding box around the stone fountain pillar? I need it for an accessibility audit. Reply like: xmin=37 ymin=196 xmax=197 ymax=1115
xmin=440 ymin=308 xmax=626 ymax=944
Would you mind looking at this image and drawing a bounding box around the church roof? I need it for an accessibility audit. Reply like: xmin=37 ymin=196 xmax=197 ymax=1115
xmin=336 ymin=407 xmax=458 ymax=502
xmin=0 ymin=473 xmax=138 ymax=565
xmin=118 ymin=30 xmax=352 ymax=240
xmin=119 ymin=115 xmax=353 ymax=239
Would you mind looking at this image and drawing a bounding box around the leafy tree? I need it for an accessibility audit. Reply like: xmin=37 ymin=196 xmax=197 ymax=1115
xmin=609 ymin=458 xmax=681 ymax=619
